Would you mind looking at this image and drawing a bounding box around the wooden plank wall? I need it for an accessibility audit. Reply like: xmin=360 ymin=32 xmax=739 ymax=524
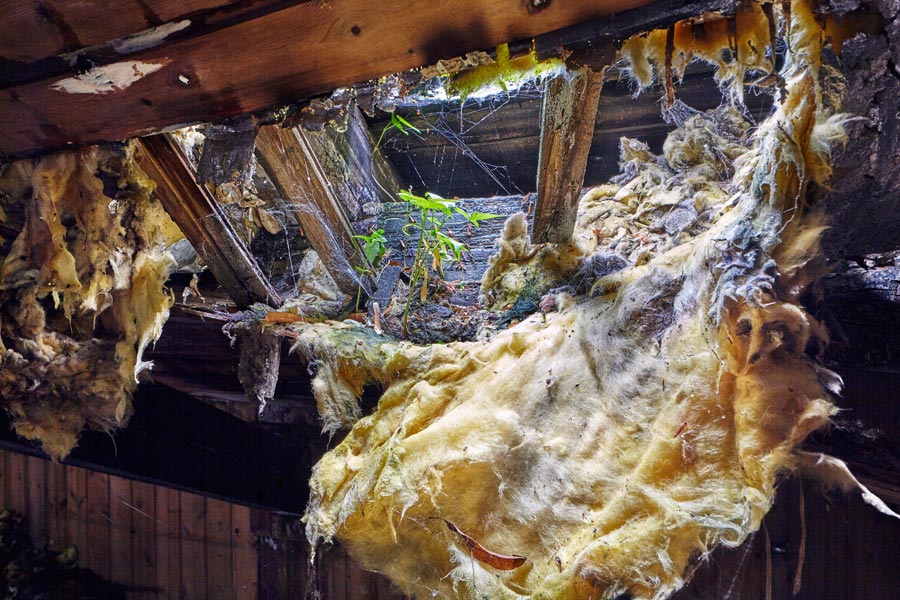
xmin=0 ymin=450 xmax=257 ymax=600
xmin=0 ymin=449 xmax=409 ymax=599
xmin=1 ymin=445 xmax=899 ymax=598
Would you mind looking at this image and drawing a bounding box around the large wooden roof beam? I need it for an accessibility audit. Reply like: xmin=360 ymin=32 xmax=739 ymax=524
xmin=0 ymin=0 xmax=669 ymax=158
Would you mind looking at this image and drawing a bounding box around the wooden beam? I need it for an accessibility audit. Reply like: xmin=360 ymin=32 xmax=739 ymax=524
xmin=532 ymin=66 xmax=606 ymax=244
xmin=137 ymin=134 xmax=282 ymax=308
xmin=0 ymin=0 xmax=658 ymax=157
xmin=0 ymin=1 xmax=301 ymax=87
xmin=303 ymin=106 xmax=404 ymax=216
xmin=256 ymin=125 xmax=376 ymax=296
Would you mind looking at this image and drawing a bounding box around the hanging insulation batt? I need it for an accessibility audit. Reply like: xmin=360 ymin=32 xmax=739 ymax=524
xmin=264 ymin=1 xmax=887 ymax=598
xmin=0 ymin=144 xmax=180 ymax=460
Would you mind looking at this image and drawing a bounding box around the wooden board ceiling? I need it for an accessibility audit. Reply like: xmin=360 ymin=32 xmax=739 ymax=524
xmin=0 ymin=0 xmax=654 ymax=157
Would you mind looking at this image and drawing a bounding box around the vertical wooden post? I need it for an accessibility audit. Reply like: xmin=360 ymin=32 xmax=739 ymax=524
xmin=532 ymin=66 xmax=605 ymax=244
xmin=137 ymin=135 xmax=283 ymax=309
xmin=256 ymin=125 xmax=377 ymax=296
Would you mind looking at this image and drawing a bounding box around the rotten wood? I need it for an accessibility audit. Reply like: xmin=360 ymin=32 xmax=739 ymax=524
xmin=237 ymin=324 xmax=282 ymax=419
xmin=1 ymin=0 xmax=659 ymax=157
xmin=532 ymin=65 xmax=606 ymax=244
xmin=197 ymin=114 xmax=260 ymax=186
xmin=303 ymin=106 xmax=404 ymax=220
xmin=137 ymin=134 xmax=282 ymax=309
xmin=256 ymin=124 xmax=376 ymax=296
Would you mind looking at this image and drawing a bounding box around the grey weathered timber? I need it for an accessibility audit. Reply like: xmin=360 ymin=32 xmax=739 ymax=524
xmin=303 ymin=106 xmax=403 ymax=220
xmin=136 ymin=134 xmax=282 ymax=308
xmin=255 ymin=125 xmax=376 ymax=296
xmin=532 ymin=65 xmax=606 ymax=244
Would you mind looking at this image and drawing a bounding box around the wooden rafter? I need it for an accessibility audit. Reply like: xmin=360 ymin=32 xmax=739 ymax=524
xmin=137 ymin=134 xmax=282 ymax=308
xmin=532 ymin=65 xmax=606 ymax=244
xmin=255 ymin=124 xmax=376 ymax=296
xmin=302 ymin=105 xmax=403 ymax=220
xmin=0 ymin=0 xmax=658 ymax=157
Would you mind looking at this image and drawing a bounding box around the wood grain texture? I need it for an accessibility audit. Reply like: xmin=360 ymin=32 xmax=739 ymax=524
xmin=137 ymin=134 xmax=282 ymax=308
xmin=85 ymin=469 xmax=112 ymax=579
xmin=232 ymin=505 xmax=258 ymax=600
xmin=256 ymin=124 xmax=376 ymax=296
xmin=26 ymin=455 xmax=47 ymax=542
xmin=109 ymin=477 xmax=135 ymax=588
xmin=46 ymin=460 xmax=67 ymax=548
xmin=157 ymin=486 xmax=182 ymax=600
xmin=0 ymin=1 xmax=233 ymax=63
xmin=533 ymin=66 xmax=606 ymax=243
xmin=180 ymin=492 xmax=207 ymax=600
xmin=302 ymin=106 xmax=403 ymax=221
xmin=0 ymin=0 xmax=653 ymax=156
xmin=206 ymin=497 xmax=235 ymax=600
xmin=131 ymin=480 xmax=158 ymax=598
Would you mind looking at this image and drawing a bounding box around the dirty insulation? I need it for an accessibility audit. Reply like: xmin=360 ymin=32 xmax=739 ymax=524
xmin=270 ymin=1 xmax=895 ymax=598
xmin=0 ymin=144 xmax=180 ymax=460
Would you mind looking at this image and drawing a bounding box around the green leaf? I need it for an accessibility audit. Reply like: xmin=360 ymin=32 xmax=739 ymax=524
xmin=434 ymin=231 xmax=467 ymax=261
xmin=401 ymin=191 xmax=453 ymax=214
xmin=393 ymin=113 xmax=421 ymax=134
xmin=453 ymin=206 xmax=502 ymax=226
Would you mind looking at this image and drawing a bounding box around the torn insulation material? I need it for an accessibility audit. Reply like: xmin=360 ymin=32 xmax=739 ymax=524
xmin=273 ymin=2 xmax=889 ymax=599
xmin=0 ymin=144 xmax=180 ymax=460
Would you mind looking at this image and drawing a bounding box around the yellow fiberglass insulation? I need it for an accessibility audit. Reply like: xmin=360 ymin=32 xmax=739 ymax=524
xmin=0 ymin=144 xmax=180 ymax=460
xmin=291 ymin=2 xmax=874 ymax=598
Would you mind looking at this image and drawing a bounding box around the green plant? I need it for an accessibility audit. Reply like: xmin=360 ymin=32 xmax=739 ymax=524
xmin=352 ymin=228 xmax=387 ymax=311
xmin=398 ymin=190 xmax=499 ymax=334
xmin=374 ymin=113 xmax=421 ymax=154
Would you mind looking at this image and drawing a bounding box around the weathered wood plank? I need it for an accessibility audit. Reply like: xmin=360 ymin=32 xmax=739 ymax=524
xmin=533 ymin=66 xmax=606 ymax=243
xmin=131 ymin=479 xmax=158 ymax=598
xmin=180 ymin=492 xmax=207 ymax=600
xmin=85 ymin=469 xmax=112 ymax=579
xmin=0 ymin=1 xmax=234 ymax=64
xmin=157 ymin=486 xmax=182 ymax=600
xmin=26 ymin=455 xmax=47 ymax=542
xmin=304 ymin=106 xmax=404 ymax=220
xmin=232 ymin=505 xmax=258 ymax=600
xmin=0 ymin=0 xmax=657 ymax=157
xmin=197 ymin=115 xmax=260 ymax=186
xmin=253 ymin=510 xmax=289 ymax=600
xmin=6 ymin=451 xmax=27 ymax=519
xmin=256 ymin=124 xmax=376 ymax=296
xmin=109 ymin=477 xmax=135 ymax=588
xmin=46 ymin=460 xmax=67 ymax=548
xmin=206 ymin=497 xmax=235 ymax=600
xmin=65 ymin=466 xmax=88 ymax=556
xmin=137 ymin=134 xmax=282 ymax=308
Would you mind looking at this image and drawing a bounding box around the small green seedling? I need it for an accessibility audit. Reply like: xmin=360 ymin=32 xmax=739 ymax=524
xmin=352 ymin=228 xmax=387 ymax=311
xmin=398 ymin=190 xmax=500 ymax=335
xmin=374 ymin=113 xmax=421 ymax=153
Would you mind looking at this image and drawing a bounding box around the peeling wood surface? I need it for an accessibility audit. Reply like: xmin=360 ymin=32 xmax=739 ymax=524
xmin=302 ymin=106 xmax=403 ymax=220
xmin=0 ymin=0 xmax=658 ymax=157
xmin=256 ymin=125 xmax=376 ymax=296
xmin=533 ymin=66 xmax=606 ymax=243
xmin=137 ymin=134 xmax=282 ymax=308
